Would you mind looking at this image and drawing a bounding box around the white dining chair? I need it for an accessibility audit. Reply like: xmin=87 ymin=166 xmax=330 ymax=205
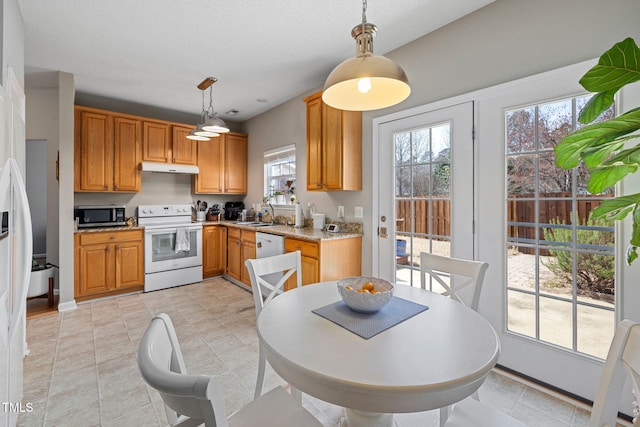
xmin=138 ymin=313 xmax=322 ymax=427
xmin=419 ymin=252 xmax=489 ymax=312
xmin=245 ymin=251 xmax=302 ymax=400
xmin=589 ymin=319 xmax=640 ymax=427
xmin=443 ymin=319 xmax=640 ymax=427
xmin=420 ymin=252 xmax=490 ymax=425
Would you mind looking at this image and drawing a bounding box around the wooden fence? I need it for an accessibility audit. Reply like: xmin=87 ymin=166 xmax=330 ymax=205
xmin=396 ymin=199 xmax=450 ymax=237
xmin=396 ymin=193 xmax=606 ymax=250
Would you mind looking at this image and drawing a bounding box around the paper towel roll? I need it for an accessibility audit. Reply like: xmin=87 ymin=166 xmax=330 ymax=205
xmin=312 ymin=213 xmax=325 ymax=230
xmin=294 ymin=203 xmax=303 ymax=228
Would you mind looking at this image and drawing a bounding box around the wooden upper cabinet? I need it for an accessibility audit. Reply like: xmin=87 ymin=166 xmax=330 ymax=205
xmin=75 ymin=106 xmax=141 ymax=192
xmin=172 ymin=126 xmax=198 ymax=165
xmin=304 ymin=91 xmax=362 ymax=191
xmin=113 ymin=117 xmax=141 ymax=192
xmin=306 ymin=95 xmax=323 ymax=191
xmin=193 ymin=132 xmax=247 ymax=194
xmin=194 ymin=136 xmax=224 ymax=193
xmin=143 ymin=121 xmax=171 ymax=162
xmin=75 ymin=109 xmax=113 ymax=191
xmin=224 ymin=132 xmax=247 ymax=194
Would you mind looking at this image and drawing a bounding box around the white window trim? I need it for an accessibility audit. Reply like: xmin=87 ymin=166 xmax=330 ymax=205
xmin=264 ymin=144 xmax=296 ymax=210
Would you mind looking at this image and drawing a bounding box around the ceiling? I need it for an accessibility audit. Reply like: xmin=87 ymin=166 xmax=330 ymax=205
xmin=18 ymin=0 xmax=494 ymax=122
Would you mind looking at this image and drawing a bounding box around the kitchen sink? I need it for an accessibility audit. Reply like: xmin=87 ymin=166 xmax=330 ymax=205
xmin=235 ymin=222 xmax=275 ymax=227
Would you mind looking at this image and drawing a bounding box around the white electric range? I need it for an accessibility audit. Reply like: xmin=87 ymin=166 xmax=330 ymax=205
xmin=138 ymin=204 xmax=203 ymax=292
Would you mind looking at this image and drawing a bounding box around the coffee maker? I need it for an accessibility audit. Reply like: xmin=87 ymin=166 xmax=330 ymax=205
xmin=223 ymin=202 xmax=244 ymax=220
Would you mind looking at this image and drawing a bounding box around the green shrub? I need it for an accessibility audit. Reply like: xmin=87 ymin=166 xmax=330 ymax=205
xmin=543 ymin=217 xmax=614 ymax=296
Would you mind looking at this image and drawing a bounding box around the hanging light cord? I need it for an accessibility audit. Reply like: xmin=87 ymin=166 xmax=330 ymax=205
xmin=200 ymin=89 xmax=207 ymax=121
xmin=208 ymin=85 xmax=216 ymax=117
xmin=361 ymin=0 xmax=367 ymax=33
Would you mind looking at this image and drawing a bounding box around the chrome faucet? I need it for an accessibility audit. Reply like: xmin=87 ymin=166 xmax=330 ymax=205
xmin=268 ymin=203 xmax=275 ymax=225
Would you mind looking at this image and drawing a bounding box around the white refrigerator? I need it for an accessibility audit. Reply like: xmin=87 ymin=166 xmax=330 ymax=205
xmin=0 ymin=69 xmax=32 ymax=427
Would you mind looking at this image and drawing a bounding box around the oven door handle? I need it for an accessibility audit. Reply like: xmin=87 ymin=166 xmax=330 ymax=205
xmin=144 ymin=226 xmax=202 ymax=234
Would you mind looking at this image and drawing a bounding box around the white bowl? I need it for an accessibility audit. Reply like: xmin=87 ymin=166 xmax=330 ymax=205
xmin=337 ymin=276 xmax=394 ymax=313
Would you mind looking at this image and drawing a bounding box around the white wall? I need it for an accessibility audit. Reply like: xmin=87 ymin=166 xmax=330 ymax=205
xmin=243 ymin=0 xmax=640 ymax=275
xmin=25 ymin=139 xmax=46 ymax=256
xmin=24 ymin=71 xmax=76 ymax=308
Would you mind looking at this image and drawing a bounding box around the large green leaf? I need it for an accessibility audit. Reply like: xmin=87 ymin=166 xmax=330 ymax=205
xmin=556 ymin=109 xmax=640 ymax=167
xmin=579 ymin=38 xmax=640 ymax=93
xmin=581 ymin=140 xmax=625 ymax=168
xmin=587 ymin=164 xmax=638 ymax=193
xmin=555 ymin=110 xmax=640 ymax=168
xmin=578 ymin=90 xmax=616 ymax=124
xmin=590 ymin=193 xmax=640 ymax=219
xmin=601 ymin=144 xmax=640 ymax=166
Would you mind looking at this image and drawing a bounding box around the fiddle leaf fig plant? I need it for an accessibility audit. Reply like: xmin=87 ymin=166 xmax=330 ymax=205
xmin=554 ymin=37 xmax=640 ymax=264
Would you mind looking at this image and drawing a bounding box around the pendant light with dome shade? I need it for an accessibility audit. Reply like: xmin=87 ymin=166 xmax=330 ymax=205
xmin=186 ymin=81 xmax=220 ymax=141
xmin=322 ymin=0 xmax=411 ymax=111
xmin=200 ymin=77 xmax=230 ymax=134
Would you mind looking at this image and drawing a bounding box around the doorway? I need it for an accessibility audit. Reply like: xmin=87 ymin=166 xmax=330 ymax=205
xmin=373 ymin=102 xmax=475 ymax=290
xmin=25 ymin=139 xmax=58 ymax=317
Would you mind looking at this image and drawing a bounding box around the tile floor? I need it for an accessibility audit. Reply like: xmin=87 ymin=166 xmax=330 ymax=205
xmin=18 ymin=277 xmax=627 ymax=427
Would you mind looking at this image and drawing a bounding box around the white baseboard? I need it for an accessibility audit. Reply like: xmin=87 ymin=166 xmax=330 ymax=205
xmin=57 ymin=300 xmax=77 ymax=312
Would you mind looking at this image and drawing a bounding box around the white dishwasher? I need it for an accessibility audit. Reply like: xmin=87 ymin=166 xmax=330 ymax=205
xmin=255 ymin=232 xmax=285 ymax=286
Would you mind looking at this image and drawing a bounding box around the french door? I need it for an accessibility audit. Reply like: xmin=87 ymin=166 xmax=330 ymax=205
xmin=374 ymin=102 xmax=474 ymax=292
xmin=374 ymin=60 xmax=640 ymax=408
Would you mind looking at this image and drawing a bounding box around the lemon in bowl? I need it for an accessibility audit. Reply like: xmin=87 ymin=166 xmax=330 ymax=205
xmin=337 ymin=276 xmax=394 ymax=313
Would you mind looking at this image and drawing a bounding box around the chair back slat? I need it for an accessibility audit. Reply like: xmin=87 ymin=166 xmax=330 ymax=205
xmin=246 ymin=251 xmax=303 ymax=318
xmin=590 ymin=320 xmax=640 ymax=427
xmin=138 ymin=313 xmax=228 ymax=427
xmin=419 ymin=252 xmax=488 ymax=311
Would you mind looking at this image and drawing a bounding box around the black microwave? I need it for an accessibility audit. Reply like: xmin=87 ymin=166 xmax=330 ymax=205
xmin=74 ymin=205 xmax=126 ymax=228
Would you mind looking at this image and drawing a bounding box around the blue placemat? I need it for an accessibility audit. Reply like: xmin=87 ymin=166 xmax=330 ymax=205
xmin=312 ymin=297 xmax=429 ymax=339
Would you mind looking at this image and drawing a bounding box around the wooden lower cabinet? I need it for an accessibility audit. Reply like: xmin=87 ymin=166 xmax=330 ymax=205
xmin=74 ymin=229 xmax=144 ymax=301
xmin=225 ymin=227 xmax=255 ymax=286
xmin=203 ymin=225 xmax=227 ymax=278
xmin=284 ymin=236 xmax=362 ymax=291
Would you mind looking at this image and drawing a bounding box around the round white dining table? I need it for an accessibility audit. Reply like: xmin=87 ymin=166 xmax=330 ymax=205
xmin=256 ymin=281 xmax=501 ymax=427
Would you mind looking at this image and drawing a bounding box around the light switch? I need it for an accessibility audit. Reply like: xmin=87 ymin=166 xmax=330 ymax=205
xmin=354 ymin=206 xmax=363 ymax=218
xmin=337 ymin=206 xmax=344 ymax=218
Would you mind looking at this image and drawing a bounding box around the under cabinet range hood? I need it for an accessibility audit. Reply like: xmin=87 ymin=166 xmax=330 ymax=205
xmin=141 ymin=162 xmax=199 ymax=174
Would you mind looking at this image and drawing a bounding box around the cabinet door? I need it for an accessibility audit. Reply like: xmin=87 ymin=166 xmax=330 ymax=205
xmin=322 ymin=103 xmax=345 ymax=190
xmin=241 ymin=241 xmax=256 ymax=286
xmin=224 ymin=133 xmax=247 ymax=194
xmin=306 ymin=94 xmax=323 ymax=191
xmin=203 ymin=225 xmax=226 ymax=277
xmin=113 ymin=116 xmax=141 ymax=192
xmin=114 ymin=240 xmax=144 ymax=289
xmin=75 ymin=109 xmax=113 ymax=191
xmin=194 ymin=137 xmax=224 ymax=193
xmin=77 ymin=243 xmax=112 ymax=296
xmin=172 ymin=126 xmax=197 ymax=165
xmin=300 ymin=254 xmax=320 ymax=285
xmin=285 ymin=238 xmax=320 ymax=288
xmin=143 ymin=121 xmax=170 ymax=162
xmin=226 ymin=236 xmax=242 ymax=281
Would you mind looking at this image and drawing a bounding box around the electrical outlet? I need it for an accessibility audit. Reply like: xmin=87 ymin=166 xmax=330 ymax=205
xmin=337 ymin=205 xmax=345 ymax=218
xmin=354 ymin=206 xmax=363 ymax=218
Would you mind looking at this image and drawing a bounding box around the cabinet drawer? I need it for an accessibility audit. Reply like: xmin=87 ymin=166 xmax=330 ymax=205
xmin=227 ymin=227 xmax=241 ymax=240
xmin=241 ymin=230 xmax=256 ymax=244
xmin=285 ymin=238 xmax=319 ymax=259
xmin=78 ymin=230 xmax=143 ymax=245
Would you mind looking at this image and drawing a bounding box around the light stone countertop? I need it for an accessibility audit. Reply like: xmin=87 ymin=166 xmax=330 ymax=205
xmin=74 ymin=225 xmax=144 ymax=234
xmin=74 ymin=222 xmax=362 ymax=242
xmin=201 ymin=220 xmax=362 ymax=242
